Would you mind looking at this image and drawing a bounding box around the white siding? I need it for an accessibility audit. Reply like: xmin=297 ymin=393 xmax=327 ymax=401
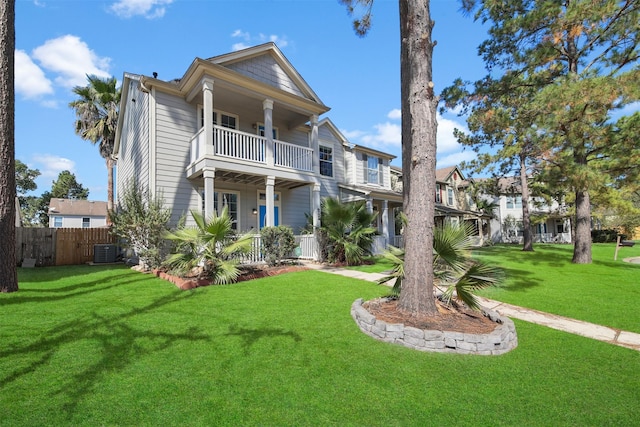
xmin=153 ymin=91 xmax=199 ymax=226
xmin=117 ymin=79 xmax=150 ymax=202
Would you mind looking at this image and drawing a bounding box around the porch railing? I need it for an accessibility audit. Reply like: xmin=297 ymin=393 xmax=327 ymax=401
xmin=275 ymin=140 xmax=313 ymax=171
xmin=241 ymin=234 xmax=318 ymax=264
xmin=189 ymin=126 xmax=313 ymax=172
xmin=214 ymin=126 xmax=265 ymax=163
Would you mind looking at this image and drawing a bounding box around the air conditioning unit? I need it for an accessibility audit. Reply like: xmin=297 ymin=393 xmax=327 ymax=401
xmin=94 ymin=244 xmax=118 ymax=263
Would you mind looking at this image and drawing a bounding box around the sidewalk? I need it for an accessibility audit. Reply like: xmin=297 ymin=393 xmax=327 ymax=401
xmin=303 ymin=262 xmax=640 ymax=352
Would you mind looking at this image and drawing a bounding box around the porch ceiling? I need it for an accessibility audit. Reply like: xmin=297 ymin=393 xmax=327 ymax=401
xmin=190 ymin=80 xmax=314 ymax=130
xmin=213 ymin=170 xmax=312 ymax=190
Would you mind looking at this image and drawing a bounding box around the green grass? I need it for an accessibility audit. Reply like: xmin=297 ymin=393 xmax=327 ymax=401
xmin=1 ymin=263 xmax=639 ymax=426
xmin=472 ymin=243 xmax=640 ymax=333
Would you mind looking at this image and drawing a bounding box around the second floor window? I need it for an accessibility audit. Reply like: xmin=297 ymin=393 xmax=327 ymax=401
xmin=82 ymin=217 xmax=90 ymax=228
xmin=435 ymin=184 xmax=442 ymax=203
xmin=506 ymin=195 xmax=522 ymax=209
xmin=447 ymin=188 xmax=454 ymax=206
xmin=365 ymin=154 xmax=383 ymax=185
xmin=319 ymin=145 xmax=333 ymax=177
xmin=199 ymin=108 xmax=238 ymax=130
xmin=54 ymin=216 xmax=62 ymax=228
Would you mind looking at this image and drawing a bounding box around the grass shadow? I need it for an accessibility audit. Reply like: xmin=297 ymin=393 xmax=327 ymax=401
xmin=225 ymin=324 xmax=302 ymax=355
xmin=0 ymin=290 xmax=210 ymax=420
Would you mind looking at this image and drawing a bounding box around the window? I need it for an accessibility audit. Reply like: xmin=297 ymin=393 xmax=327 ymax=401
xmin=506 ymin=195 xmax=522 ymax=209
xmin=199 ymin=108 xmax=238 ymax=130
xmin=202 ymin=189 xmax=240 ymax=230
xmin=435 ymin=184 xmax=442 ymax=203
xmin=214 ymin=192 xmax=239 ymax=230
xmin=54 ymin=216 xmax=62 ymax=228
xmin=319 ymin=145 xmax=333 ymax=177
xmin=257 ymin=123 xmax=278 ymax=139
xmin=82 ymin=217 xmax=90 ymax=228
xmin=364 ymin=154 xmax=383 ymax=185
xmin=447 ymin=188 xmax=454 ymax=206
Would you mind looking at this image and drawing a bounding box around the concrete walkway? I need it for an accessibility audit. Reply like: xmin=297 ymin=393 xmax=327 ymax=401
xmin=303 ymin=262 xmax=640 ymax=352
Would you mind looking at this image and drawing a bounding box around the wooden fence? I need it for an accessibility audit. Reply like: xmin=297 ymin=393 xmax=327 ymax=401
xmin=15 ymin=227 xmax=117 ymax=267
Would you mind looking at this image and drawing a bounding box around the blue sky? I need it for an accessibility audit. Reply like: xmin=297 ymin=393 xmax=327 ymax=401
xmin=16 ymin=0 xmax=493 ymax=201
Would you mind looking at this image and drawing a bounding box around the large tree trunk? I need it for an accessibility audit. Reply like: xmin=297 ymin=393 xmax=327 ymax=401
xmin=520 ymin=154 xmax=533 ymax=251
xmin=0 ymin=0 xmax=17 ymax=292
xmin=572 ymin=189 xmax=592 ymax=264
xmin=397 ymin=0 xmax=438 ymax=316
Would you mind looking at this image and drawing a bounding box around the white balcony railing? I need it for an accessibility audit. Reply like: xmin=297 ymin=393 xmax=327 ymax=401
xmin=214 ymin=126 xmax=265 ymax=163
xmin=190 ymin=126 xmax=313 ymax=173
xmin=275 ymin=140 xmax=313 ymax=171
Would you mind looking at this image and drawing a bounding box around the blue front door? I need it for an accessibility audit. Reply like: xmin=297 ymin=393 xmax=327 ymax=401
xmin=259 ymin=206 xmax=279 ymax=229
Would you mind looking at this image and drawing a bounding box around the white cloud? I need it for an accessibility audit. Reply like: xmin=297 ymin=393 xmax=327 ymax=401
xmin=15 ymin=49 xmax=54 ymax=99
xmin=31 ymin=154 xmax=76 ymax=179
xmin=231 ymin=29 xmax=289 ymax=51
xmin=437 ymin=150 xmax=476 ymax=169
xmin=436 ymin=114 xmax=468 ymax=154
xmin=231 ymin=43 xmax=251 ymax=52
xmin=387 ymin=109 xmax=401 ymax=120
xmin=361 ymin=122 xmax=401 ymax=148
xmin=109 ymin=0 xmax=173 ymax=19
xmin=32 ymin=35 xmax=111 ymax=88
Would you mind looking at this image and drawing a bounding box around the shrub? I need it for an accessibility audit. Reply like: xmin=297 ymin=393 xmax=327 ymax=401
xmin=109 ymin=181 xmax=171 ymax=270
xmin=163 ymin=207 xmax=254 ymax=284
xmin=591 ymin=229 xmax=626 ymax=243
xmin=260 ymin=226 xmax=296 ymax=266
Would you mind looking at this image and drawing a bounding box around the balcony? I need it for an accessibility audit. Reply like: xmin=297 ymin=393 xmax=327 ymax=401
xmin=190 ymin=125 xmax=314 ymax=174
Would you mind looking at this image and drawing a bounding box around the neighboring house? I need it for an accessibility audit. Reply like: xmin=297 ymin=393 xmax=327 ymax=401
xmin=113 ymin=43 xmax=402 ymax=255
xmin=389 ymin=165 xmax=488 ymax=246
xmin=485 ymin=177 xmax=572 ymax=244
xmin=48 ymin=199 xmax=108 ymax=228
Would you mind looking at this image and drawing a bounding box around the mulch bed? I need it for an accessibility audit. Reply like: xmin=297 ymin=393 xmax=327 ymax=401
xmin=153 ymin=263 xmax=309 ymax=290
xmin=364 ymin=298 xmax=499 ymax=334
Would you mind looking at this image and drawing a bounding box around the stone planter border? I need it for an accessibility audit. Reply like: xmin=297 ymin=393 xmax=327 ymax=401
xmin=351 ymin=298 xmax=518 ymax=355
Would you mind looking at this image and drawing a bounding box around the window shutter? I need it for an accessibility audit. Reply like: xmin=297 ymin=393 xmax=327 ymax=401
xmin=378 ymin=158 xmax=383 ymax=185
xmin=362 ymin=154 xmax=368 ymax=183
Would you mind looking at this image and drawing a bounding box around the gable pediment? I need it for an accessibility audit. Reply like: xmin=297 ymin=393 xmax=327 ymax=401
xmin=208 ymin=43 xmax=323 ymax=105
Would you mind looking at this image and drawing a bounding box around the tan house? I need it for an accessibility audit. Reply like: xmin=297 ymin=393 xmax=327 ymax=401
xmin=47 ymin=199 xmax=108 ymax=228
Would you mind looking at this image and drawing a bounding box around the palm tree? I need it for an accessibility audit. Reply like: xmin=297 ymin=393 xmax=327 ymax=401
xmin=164 ymin=207 xmax=254 ymax=284
xmin=377 ymin=223 xmax=503 ymax=311
xmin=69 ymin=75 xmax=121 ymax=214
xmin=319 ymin=197 xmax=378 ymax=266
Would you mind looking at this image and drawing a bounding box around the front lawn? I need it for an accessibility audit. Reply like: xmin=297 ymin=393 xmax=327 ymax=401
xmin=471 ymin=243 xmax=640 ymax=333
xmin=1 ymin=264 xmax=638 ymax=426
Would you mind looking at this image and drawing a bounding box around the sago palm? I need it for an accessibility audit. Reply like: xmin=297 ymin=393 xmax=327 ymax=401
xmin=377 ymin=222 xmax=502 ymax=310
xmin=164 ymin=207 xmax=254 ymax=284
xmin=320 ymin=197 xmax=378 ymax=265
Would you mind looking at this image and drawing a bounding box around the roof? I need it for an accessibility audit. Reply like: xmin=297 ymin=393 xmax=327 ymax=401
xmin=47 ymin=199 xmax=108 ymax=217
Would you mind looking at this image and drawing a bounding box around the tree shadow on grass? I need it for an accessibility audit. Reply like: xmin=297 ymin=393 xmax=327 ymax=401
xmin=225 ymin=324 xmax=302 ymax=355
xmin=0 ymin=290 xmax=211 ymax=420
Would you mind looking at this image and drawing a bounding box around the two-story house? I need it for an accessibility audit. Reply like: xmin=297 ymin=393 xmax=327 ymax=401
xmin=47 ymin=199 xmax=108 ymax=228
xmin=487 ymin=176 xmax=572 ymax=243
xmin=113 ymin=43 xmax=402 ymax=256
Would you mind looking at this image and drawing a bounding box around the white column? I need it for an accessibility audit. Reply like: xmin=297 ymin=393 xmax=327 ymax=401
xmin=203 ymin=167 xmax=215 ymax=217
xmin=312 ymin=183 xmax=321 ymax=229
xmin=310 ymin=115 xmax=319 ymax=174
xmin=203 ymin=78 xmax=214 ymax=155
xmin=264 ymin=99 xmax=274 ymax=167
xmin=366 ymin=195 xmax=373 ymax=214
xmin=265 ymin=176 xmax=275 ymax=227
xmin=381 ymin=200 xmax=389 ymax=243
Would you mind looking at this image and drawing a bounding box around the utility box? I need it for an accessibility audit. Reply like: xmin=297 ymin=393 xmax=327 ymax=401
xmin=94 ymin=244 xmax=118 ymax=263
